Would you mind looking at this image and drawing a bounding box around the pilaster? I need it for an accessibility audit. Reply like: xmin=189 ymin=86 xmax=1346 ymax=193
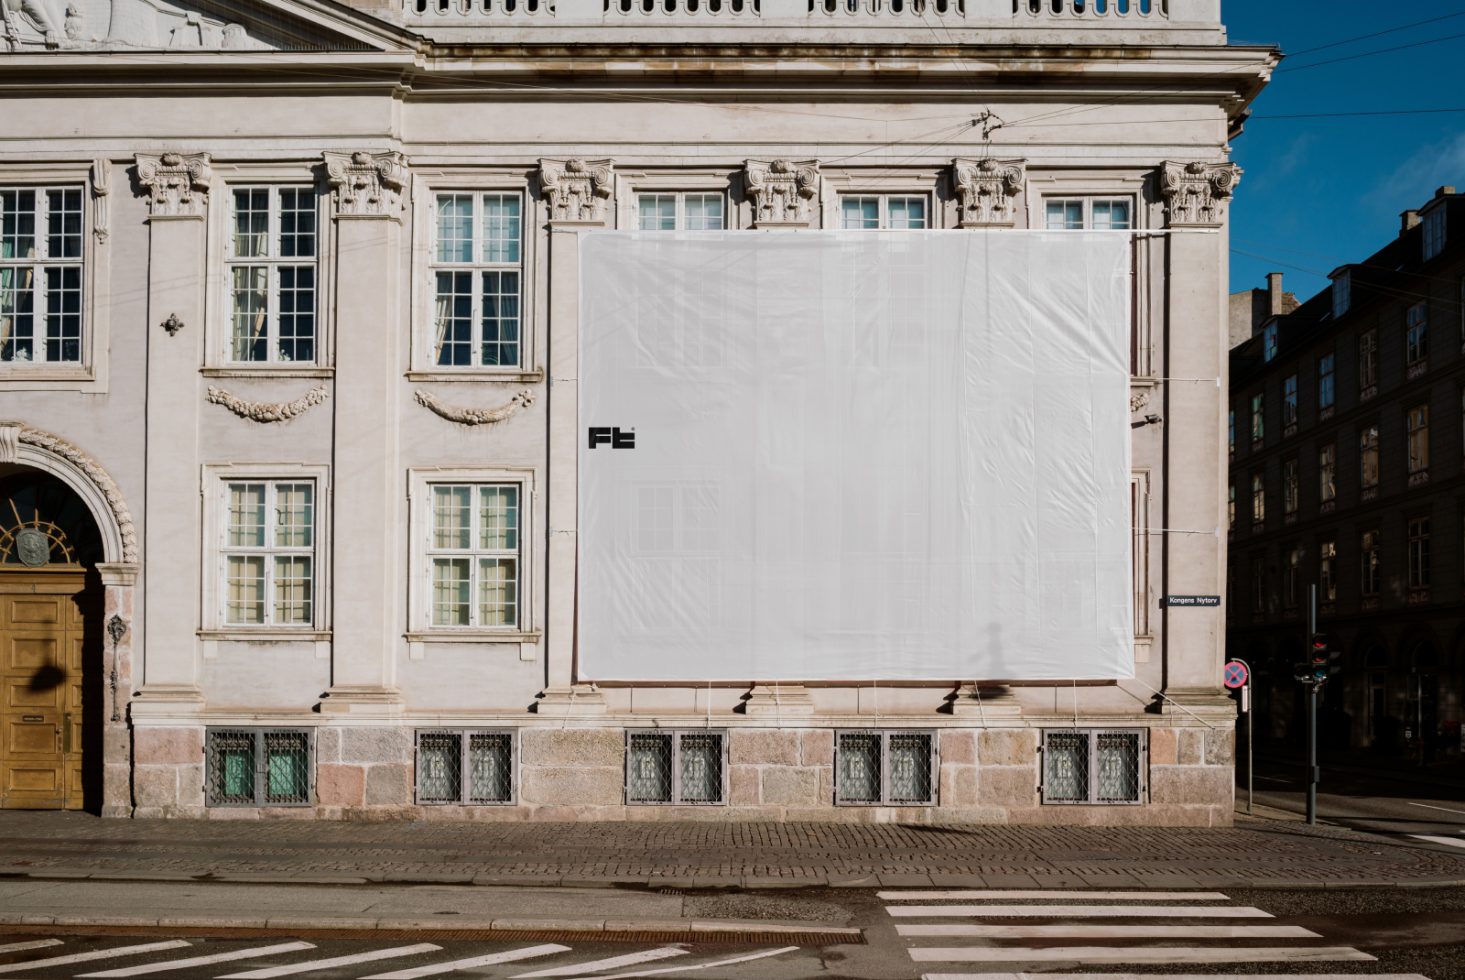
xmin=320 ymin=150 xmax=407 ymax=717
xmin=744 ymin=159 xmax=820 ymax=228
xmin=743 ymin=684 xmax=814 ymax=718
xmin=952 ymin=158 xmax=1026 ymax=228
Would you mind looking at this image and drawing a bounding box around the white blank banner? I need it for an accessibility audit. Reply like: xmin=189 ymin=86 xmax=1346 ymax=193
xmin=578 ymin=231 xmax=1133 ymax=682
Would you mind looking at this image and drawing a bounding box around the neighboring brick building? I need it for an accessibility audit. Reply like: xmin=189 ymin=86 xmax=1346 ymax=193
xmin=1227 ymin=186 xmax=1465 ymax=761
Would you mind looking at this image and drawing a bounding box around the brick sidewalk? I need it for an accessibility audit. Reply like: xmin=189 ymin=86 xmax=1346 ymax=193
xmin=2 ymin=812 xmax=1463 ymax=889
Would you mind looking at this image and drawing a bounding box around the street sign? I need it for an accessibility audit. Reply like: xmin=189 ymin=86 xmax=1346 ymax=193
xmin=1223 ymin=660 xmax=1249 ymax=690
xmin=1165 ymin=595 xmax=1220 ymax=607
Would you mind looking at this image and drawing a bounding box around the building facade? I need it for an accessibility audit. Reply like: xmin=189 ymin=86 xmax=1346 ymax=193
xmin=1227 ymin=187 xmax=1465 ymax=761
xmin=1 ymin=0 xmax=1270 ymax=822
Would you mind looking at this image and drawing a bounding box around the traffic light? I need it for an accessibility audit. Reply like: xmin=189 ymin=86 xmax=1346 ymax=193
xmin=1309 ymin=633 xmax=1342 ymax=683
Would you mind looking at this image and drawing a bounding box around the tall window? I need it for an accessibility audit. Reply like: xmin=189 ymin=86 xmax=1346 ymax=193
xmin=1282 ymin=458 xmax=1299 ymax=517
xmin=1407 ymin=404 xmax=1430 ymax=476
xmin=427 ymin=483 xmax=521 ymax=629
xmin=1262 ymin=322 xmax=1278 ymax=362
xmin=840 ymin=195 xmax=927 ymax=229
xmin=227 ymin=188 xmax=317 ymax=363
xmin=1317 ymin=352 xmax=1335 ymax=411
xmin=1250 ymin=556 xmax=1266 ymax=614
xmin=222 ymin=481 xmax=315 ymax=627
xmin=1361 ymin=529 xmax=1380 ymax=596
xmin=1360 ymin=425 xmax=1380 ymax=491
xmin=1227 ymin=484 xmax=1236 ymax=529
xmin=0 ymin=186 xmax=83 ymax=364
xmin=1228 ymin=410 xmax=1235 ymax=455
xmin=1282 ymin=374 xmax=1298 ymax=427
xmin=1319 ymin=540 xmax=1337 ymax=602
xmin=637 ymin=192 xmax=724 ymax=231
xmin=431 ymin=192 xmax=523 ymax=368
xmin=1409 ymin=517 xmax=1431 ymax=589
xmin=1250 ymin=393 xmax=1264 ymax=443
xmin=1423 ymin=207 xmax=1446 ymax=261
xmin=1318 ymin=444 xmax=1337 ymax=504
xmin=1332 ymin=271 xmax=1351 ymax=318
xmin=1406 ymin=302 xmax=1428 ymax=368
xmin=1044 ymin=198 xmax=1132 ymax=230
xmin=1284 ymin=545 xmax=1302 ymax=610
xmin=1359 ymin=329 xmax=1378 ymax=390
xmin=1250 ymin=473 xmax=1265 ymax=524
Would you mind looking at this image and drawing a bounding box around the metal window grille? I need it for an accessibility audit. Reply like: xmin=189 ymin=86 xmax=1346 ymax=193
xmin=205 ymin=728 xmax=312 ymax=807
xmin=624 ymin=730 xmax=726 ymax=805
xmin=1041 ymin=728 xmax=1145 ymax=805
xmin=415 ymin=729 xmax=515 ymax=805
xmin=835 ymin=730 xmax=936 ymax=806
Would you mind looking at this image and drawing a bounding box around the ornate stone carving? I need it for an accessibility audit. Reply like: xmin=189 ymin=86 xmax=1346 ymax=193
xmin=135 ymin=151 xmax=211 ymax=218
xmin=952 ymin=157 xmax=1025 ymax=227
xmin=414 ymin=389 xmax=535 ymax=426
xmin=12 ymin=424 xmax=137 ymax=563
xmin=1130 ymin=389 xmax=1151 ymax=412
xmin=91 ymin=158 xmax=110 ymax=241
xmin=744 ymin=159 xmax=819 ymax=226
xmin=3 ymin=0 xmax=269 ymax=52
xmin=324 ymin=150 xmax=407 ymax=217
xmin=1160 ymin=161 xmax=1242 ymax=228
xmin=160 ymin=313 xmax=183 ymax=335
xmin=206 ymin=384 xmax=329 ymax=423
xmin=538 ymin=158 xmax=613 ymax=223
xmin=0 ymin=423 xmax=17 ymax=464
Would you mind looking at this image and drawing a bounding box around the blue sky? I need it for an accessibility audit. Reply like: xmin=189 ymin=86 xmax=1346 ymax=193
xmin=1224 ymin=2 xmax=1465 ymax=297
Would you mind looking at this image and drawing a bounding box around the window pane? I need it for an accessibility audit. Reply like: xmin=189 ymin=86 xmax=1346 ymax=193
xmin=841 ymin=197 xmax=880 ymax=230
xmin=1095 ymin=733 xmax=1140 ymax=802
xmin=482 ymin=194 xmax=521 ymax=264
xmin=432 ymin=486 xmax=472 ymax=549
xmin=263 ymin=732 xmax=309 ymax=804
xmin=0 ymin=264 xmax=36 ymax=362
xmin=233 ymin=189 xmax=270 ymax=258
xmin=1044 ymin=732 xmax=1088 ymax=802
xmin=274 ymin=483 xmax=314 ymax=547
xmin=677 ymin=733 xmax=722 ymax=802
xmin=627 ymin=733 xmax=673 ymax=803
xmin=228 ymin=483 xmax=267 ymax=546
xmin=225 ymin=555 xmax=265 ymax=624
xmin=887 ymin=733 xmax=931 ymax=802
xmin=272 ymin=555 xmax=313 ymax=625
xmin=638 ymin=194 xmax=677 ymax=231
xmin=468 ymin=732 xmax=513 ymax=803
xmin=480 ymin=485 xmax=519 ymax=550
xmin=1092 ymin=199 xmax=1132 ymax=231
xmin=436 ymin=194 xmax=475 ymax=263
xmin=213 ymin=733 xmax=255 ymax=803
xmin=431 ymin=557 xmax=471 ymax=626
xmin=478 ymin=557 xmax=518 ymax=627
xmin=433 ymin=271 xmax=474 ymax=366
xmin=418 ymin=732 xmax=462 ymax=803
xmin=683 ymin=194 xmax=724 ymax=231
xmin=46 ymin=189 xmax=83 ymax=259
xmin=1045 ymin=200 xmax=1083 ymax=230
xmin=0 ymin=190 xmax=37 ymax=259
xmin=837 ymin=732 xmax=881 ymax=802
xmin=480 ymin=270 xmax=520 ymax=367
xmin=277 ymin=188 xmax=316 ymax=259
xmin=277 ymin=265 xmax=315 ymax=363
xmin=231 ymin=266 xmax=269 ymax=362
xmin=44 ymin=265 xmax=81 ymax=363
xmin=887 ymin=197 xmax=927 ymax=230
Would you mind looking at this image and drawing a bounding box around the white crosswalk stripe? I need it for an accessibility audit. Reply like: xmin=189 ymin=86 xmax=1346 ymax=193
xmin=360 ymin=944 xmax=571 ymax=980
xmin=0 ymin=939 xmax=64 ymax=956
xmin=77 ymin=942 xmax=316 ymax=977
xmin=549 ymin=946 xmax=798 ymax=980
xmin=0 ymin=941 xmax=192 ymax=975
xmin=1410 ymin=834 xmax=1465 ymax=849
xmin=510 ymin=947 xmax=689 ymax=978
xmin=922 ymin=974 xmax=1435 ymax=980
xmin=882 ymin=887 xmax=1396 ymax=978
xmin=217 ymin=944 xmax=442 ymax=979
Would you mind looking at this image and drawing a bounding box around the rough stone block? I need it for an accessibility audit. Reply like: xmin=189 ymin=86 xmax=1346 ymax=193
xmin=760 ymin=767 xmax=820 ymax=806
xmin=1148 ymin=765 xmax=1234 ymax=806
xmin=132 ymin=765 xmax=175 ymax=807
xmin=801 ymin=729 xmax=834 ymax=766
xmin=980 ymin=765 xmax=1037 ymax=806
xmin=520 ymin=767 xmax=624 ymax=806
xmin=730 ymin=729 xmax=800 ymax=766
xmin=978 ymin=729 xmax=1037 ymax=767
xmin=1205 ymin=728 xmax=1235 ymax=766
xmin=339 ymin=728 xmax=411 ymax=765
xmin=729 ymin=766 xmax=760 ymax=805
xmin=520 ymin=728 xmax=624 ymax=768
xmin=364 ymin=763 xmax=411 ymax=806
xmin=317 ymin=764 xmax=366 ymax=807
xmin=315 ymin=726 xmax=341 ymax=763
xmin=176 ymin=763 xmax=204 ymax=807
xmin=939 ymin=765 xmax=978 ymax=807
xmin=939 ymin=730 xmax=976 ymax=764
xmin=134 ymin=727 xmax=203 ymax=766
xmin=1149 ymin=727 xmax=1178 ymax=766
xmin=1177 ymin=728 xmax=1204 ymax=766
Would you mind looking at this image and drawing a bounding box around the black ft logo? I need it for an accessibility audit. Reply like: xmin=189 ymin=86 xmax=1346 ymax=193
xmin=588 ymin=426 xmax=636 ymax=449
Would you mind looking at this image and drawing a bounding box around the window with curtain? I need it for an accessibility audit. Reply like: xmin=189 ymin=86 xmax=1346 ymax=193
xmin=1361 ymin=529 xmax=1381 ymax=596
xmin=1317 ymin=352 xmax=1335 ymax=410
xmin=1319 ymin=540 xmax=1337 ymax=602
xmin=1407 ymin=404 xmax=1430 ymax=475
xmin=1 ymin=187 xmax=83 ymax=364
xmin=1359 ymin=329 xmax=1378 ymax=390
xmin=637 ymin=192 xmax=725 ymax=231
xmin=427 ymin=483 xmax=520 ymax=629
xmin=1319 ymin=444 xmax=1336 ymax=504
xmin=227 ymin=187 xmax=317 ymax=364
xmin=1360 ymin=425 xmax=1380 ymax=490
xmin=1406 ymin=302 xmax=1429 ymax=368
xmin=431 ymin=192 xmax=522 ymax=368
xmin=222 ymin=480 xmax=315 ymax=627
xmin=841 ymin=194 xmax=928 ymax=230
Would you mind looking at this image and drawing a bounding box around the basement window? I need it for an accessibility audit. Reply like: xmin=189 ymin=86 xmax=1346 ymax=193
xmin=835 ymin=730 xmax=936 ymax=805
xmin=1041 ymin=729 xmax=1144 ymax=805
xmin=415 ymin=729 xmax=515 ymax=805
xmin=625 ymin=730 xmax=726 ymax=805
xmin=205 ymin=728 xmax=311 ymax=807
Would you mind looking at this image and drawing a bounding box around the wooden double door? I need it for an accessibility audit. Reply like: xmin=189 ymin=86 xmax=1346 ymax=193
xmin=0 ymin=569 xmax=100 ymax=810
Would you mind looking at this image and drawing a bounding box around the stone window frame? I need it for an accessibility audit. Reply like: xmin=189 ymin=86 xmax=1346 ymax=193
xmin=1407 ymin=402 xmax=1430 ymax=479
xmin=1422 ymin=204 xmax=1446 ymax=262
xmin=834 ymin=191 xmax=933 ymax=230
xmin=624 ymin=729 xmax=729 ymax=806
xmin=0 ymin=161 xmax=111 ymax=393
xmin=612 ymin=170 xmax=740 ymax=230
xmin=407 ymin=173 xmax=541 ymax=383
xmin=833 ymin=729 xmax=938 ymax=807
xmin=1318 ymin=538 xmax=1338 ymax=603
xmin=1360 ymin=527 xmax=1382 ymax=597
xmin=204 ymin=727 xmax=314 ymax=808
xmin=199 ymin=462 xmax=332 ymax=640
xmin=204 ymin=164 xmax=333 ymax=378
xmin=819 ymin=169 xmax=947 ymax=231
xmin=1408 ymin=514 xmax=1431 ymax=592
xmin=405 ymin=465 xmax=539 ymax=645
xmin=413 ymin=728 xmax=517 ymax=806
xmin=1039 ymin=728 xmax=1146 ymax=806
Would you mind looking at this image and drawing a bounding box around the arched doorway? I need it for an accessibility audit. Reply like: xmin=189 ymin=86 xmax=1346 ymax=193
xmin=0 ymin=469 xmax=105 ymax=809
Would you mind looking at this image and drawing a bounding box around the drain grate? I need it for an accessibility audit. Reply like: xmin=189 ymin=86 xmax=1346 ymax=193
xmin=0 ymin=925 xmax=864 ymax=946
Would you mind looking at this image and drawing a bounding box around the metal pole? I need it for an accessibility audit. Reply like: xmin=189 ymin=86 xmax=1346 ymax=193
xmin=1306 ymin=584 xmax=1318 ymax=826
xmin=1247 ymin=680 xmax=1254 ymax=815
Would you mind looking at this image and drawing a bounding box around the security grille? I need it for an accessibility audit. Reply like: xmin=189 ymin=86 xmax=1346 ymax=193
xmin=625 ymin=730 xmax=726 ymax=805
xmin=1041 ymin=728 xmax=1145 ymax=804
xmin=415 ymin=729 xmax=515 ymax=805
xmin=835 ymin=730 xmax=936 ymax=805
xmin=205 ymin=728 xmax=311 ymax=807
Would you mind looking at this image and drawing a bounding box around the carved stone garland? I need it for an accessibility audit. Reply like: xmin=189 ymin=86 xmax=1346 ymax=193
xmin=538 ymin=158 xmax=614 ymax=223
xmin=744 ymin=159 xmax=820 ymax=226
xmin=323 ymin=151 xmax=407 ymax=217
xmin=135 ymin=152 xmax=212 ymax=218
xmin=414 ymin=389 xmax=535 ymax=426
xmin=206 ymin=385 xmax=329 ymax=423
xmin=1160 ymin=161 xmax=1242 ymax=228
xmin=952 ymin=158 xmax=1026 ymax=227
xmin=91 ymin=158 xmax=110 ymax=241
xmin=0 ymin=423 xmax=138 ymax=563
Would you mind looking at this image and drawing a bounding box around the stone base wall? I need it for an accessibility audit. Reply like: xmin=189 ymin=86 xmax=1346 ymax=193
xmin=130 ymin=723 xmax=1235 ymax=825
